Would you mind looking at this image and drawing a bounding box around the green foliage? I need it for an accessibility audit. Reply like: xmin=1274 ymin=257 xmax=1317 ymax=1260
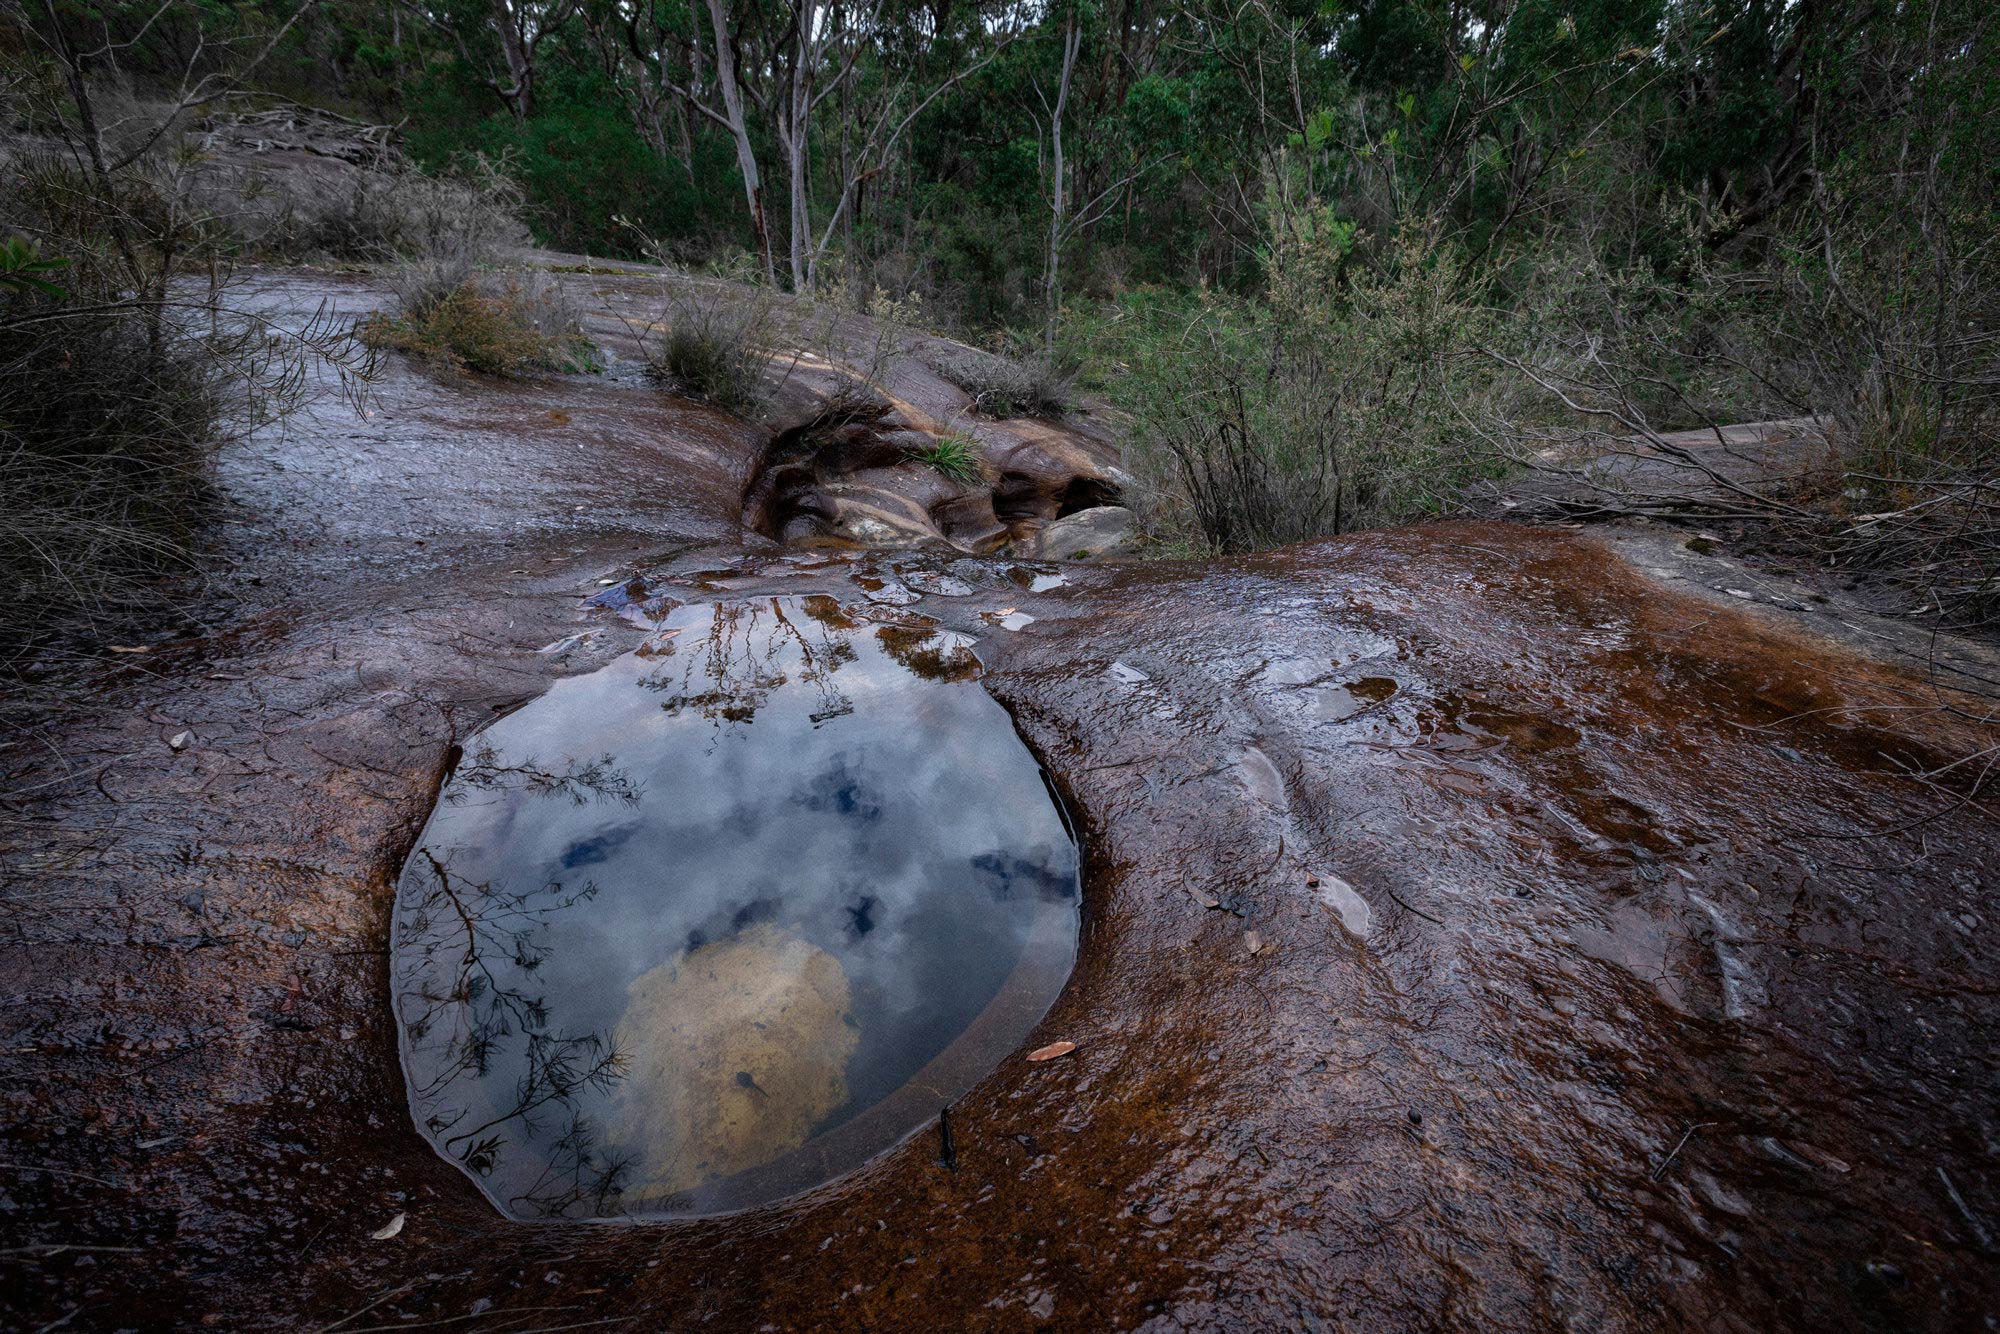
xmin=401 ymin=67 xmax=733 ymax=260
xmin=1081 ymin=213 xmax=1504 ymax=552
xmin=905 ymin=433 xmax=984 ymax=486
xmin=0 ymin=235 xmax=70 ymax=297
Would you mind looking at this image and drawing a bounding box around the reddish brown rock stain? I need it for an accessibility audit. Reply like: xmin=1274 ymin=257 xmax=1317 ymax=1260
xmin=1 ymin=273 xmax=1995 ymax=1331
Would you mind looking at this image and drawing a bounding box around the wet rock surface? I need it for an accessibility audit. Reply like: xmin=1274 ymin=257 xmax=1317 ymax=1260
xmin=1 ymin=269 xmax=1997 ymax=1330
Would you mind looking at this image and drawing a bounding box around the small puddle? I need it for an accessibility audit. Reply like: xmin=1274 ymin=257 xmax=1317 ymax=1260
xmin=392 ymin=597 xmax=1080 ymax=1220
xmin=1311 ymin=676 xmax=1399 ymax=721
xmin=1007 ymin=566 xmax=1067 ymax=593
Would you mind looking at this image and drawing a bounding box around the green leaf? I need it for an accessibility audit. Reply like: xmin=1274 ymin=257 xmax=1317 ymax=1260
xmin=1305 ymin=108 xmax=1337 ymax=153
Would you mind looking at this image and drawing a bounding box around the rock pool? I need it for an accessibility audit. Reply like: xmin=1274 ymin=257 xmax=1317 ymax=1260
xmin=391 ymin=596 xmax=1079 ymax=1219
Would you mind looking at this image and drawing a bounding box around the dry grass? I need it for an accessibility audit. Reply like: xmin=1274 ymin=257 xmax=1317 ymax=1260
xmin=363 ymin=270 xmax=597 ymax=377
xmin=923 ymin=343 xmax=1073 ymax=419
xmin=0 ymin=147 xmax=370 ymax=670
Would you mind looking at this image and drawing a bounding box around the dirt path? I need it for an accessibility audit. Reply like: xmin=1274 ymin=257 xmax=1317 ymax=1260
xmin=2 ymin=272 xmax=1995 ymax=1331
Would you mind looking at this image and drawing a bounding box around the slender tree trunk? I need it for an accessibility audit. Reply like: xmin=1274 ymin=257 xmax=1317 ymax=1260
xmin=705 ymin=0 xmax=775 ymax=285
xmin=1045 ymin=16 xmax=1079 ymax=356
xmin=494 ymin=6 xmax=536 ymax=121
xmin=785 ymin=0 xmax=819 ymax=291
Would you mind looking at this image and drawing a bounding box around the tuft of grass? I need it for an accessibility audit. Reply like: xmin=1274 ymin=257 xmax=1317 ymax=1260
xmin=362 ymin=272 xmax=597 ymax=377
xmin=905 ymin=432 xmax=984 ymax=485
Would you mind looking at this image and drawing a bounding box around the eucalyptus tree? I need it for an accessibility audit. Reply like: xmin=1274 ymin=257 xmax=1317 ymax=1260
xmin=583 ymin=0 xmax=1021 ymax=291
xmin=400 ymin=0 xmax=585 ymax=121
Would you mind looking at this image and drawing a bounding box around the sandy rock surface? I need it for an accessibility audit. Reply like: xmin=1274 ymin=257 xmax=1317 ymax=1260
xmin=612 ymin=926 xmax=858 ymax=1201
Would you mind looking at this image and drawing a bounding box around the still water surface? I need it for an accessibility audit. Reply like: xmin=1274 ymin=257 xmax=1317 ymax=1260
xmin=392 ymin=596 xmax=1079 ymax=1220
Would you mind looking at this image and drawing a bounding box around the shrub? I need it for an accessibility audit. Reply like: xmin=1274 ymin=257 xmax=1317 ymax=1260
xmin=0 ymin=148 xmax=366 ymax=663
xmin=640 ymin=281 xmax=774 ymax=416
xmin=924 ymin=343 xmax=1073 ymax=419
xmin=1489 ymin=187 xmax=2000 ymax=633
xmin=0 ymin=293 xmax=226 ymax=640
xmin=1092 ymin=217 xmax=1499 ymax=554
xmin=362 ymin=270 xmax=597 ymax=377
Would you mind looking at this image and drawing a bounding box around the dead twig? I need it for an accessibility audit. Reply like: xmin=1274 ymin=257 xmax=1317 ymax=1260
xmin=1651 ymin=1121 xmax=1716 ymax=1182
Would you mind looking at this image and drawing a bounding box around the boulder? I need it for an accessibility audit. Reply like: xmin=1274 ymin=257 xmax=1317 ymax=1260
xmin=1029 ymin=505 xmax=1136 ymax=560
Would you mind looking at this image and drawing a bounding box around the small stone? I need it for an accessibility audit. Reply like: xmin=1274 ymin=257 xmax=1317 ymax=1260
xmin=1244 ymin=930 xmax=1266 ymax=955
xmin=167 ymin=731 xmax=193 ymax=752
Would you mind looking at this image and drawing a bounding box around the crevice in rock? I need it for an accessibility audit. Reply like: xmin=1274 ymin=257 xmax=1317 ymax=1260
xmin=1057 ymin=477 xmax=1120 ymax=517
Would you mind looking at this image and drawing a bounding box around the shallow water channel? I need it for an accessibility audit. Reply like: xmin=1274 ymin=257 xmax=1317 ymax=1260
xmin=392 ymin=596 xmax=1080 ymax=1220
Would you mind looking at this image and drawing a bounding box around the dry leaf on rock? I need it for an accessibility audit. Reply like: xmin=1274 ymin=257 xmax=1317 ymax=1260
xmin=1026 ymin=1041 xmax=1076 ymax=1062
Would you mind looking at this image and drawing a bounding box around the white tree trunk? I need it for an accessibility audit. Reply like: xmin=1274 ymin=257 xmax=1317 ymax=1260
xmin=1045 ymin=16 xmax=1080 ymax=356
xmin=705 ymin=0 xmax=775 ymax=285
xmin=785 ymin=0 xmax=820 ymax=291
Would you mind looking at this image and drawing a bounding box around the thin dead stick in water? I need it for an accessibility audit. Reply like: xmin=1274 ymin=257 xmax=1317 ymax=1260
xmin=316 ymin=1281 xmax=421 ymax=1333
xmin=1651 ymin=1121 xmax=1716 ymax=1181
xmin=937 ymin=1104 xmax=957 ymax=1171
xmin=0 ymin=1162 xmax=121 ymax=1188
xmin=1386 ymin=889 xmax=1443 ymax=925
xmin=1937 ymin=1166 xmax=1995 ymax=1250
xmin=337 ymin=1308 xmax=590 ymax=1333
xmin=497 ymin=1321 xmax=639 ymax=1334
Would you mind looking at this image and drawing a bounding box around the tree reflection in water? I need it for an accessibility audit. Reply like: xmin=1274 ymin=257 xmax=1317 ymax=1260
xmin=447 ymin=743 xmax=643 ymax=807
xmin=395 ymin=750 xmax=641 ymax=1218
xmin=640 ymin=597 xmax=860 ymax=728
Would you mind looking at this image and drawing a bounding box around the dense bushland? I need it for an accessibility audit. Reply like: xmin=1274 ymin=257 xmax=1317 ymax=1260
xmin=0 ymin=88 xmax=368 ymax=670
xmin=1 ymin=0 xmax=1994 ymax=638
